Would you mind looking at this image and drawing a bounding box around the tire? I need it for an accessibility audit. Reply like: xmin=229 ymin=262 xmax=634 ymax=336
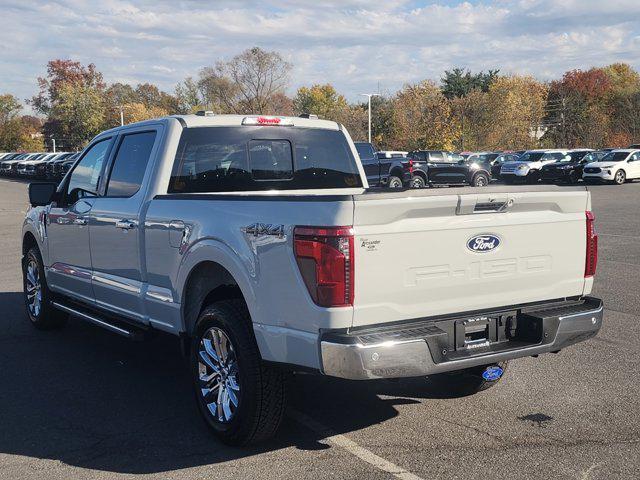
xmin=191 ymin=300 xmax=286 ymax=445
xmin=567 ymin=171 xmax=579 ymax=184
xmin=388 ymin=176 xmax=403 ymax=189
xmin=410 ymin=175 xmax=426 ymax=189
xmin=614 ymin=169 xmax=626 ymax=185
xmin=472 ymin=173 xmax=489 ymax=187
xmin=526 ymin=170 xmax=540 ymax=184
xmin=428 ymin=362 xmax=508 ymax=397
xmin=23 ymin=246 xmax=67 ymax=329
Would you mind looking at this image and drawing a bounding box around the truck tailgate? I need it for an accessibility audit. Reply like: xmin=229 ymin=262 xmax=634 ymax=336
xmin=352 ymin=186 xmax=590 ymax=327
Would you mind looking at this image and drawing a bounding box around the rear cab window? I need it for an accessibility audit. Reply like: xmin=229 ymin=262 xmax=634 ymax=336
xmin=169 ymin=126 xmax=363 ymax=192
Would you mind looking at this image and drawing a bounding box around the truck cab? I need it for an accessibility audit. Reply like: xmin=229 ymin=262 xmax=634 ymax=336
xmin=354 ymin=142 xmax=409 ymax=188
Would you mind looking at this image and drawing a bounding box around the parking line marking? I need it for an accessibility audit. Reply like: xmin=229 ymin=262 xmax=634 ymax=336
xmin=289 ymin=409 xmax=425 ymax=480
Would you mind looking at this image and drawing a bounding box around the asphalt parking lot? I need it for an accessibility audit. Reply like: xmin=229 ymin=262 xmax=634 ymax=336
xmin=0 ymin=178 xmax=638 ymax=480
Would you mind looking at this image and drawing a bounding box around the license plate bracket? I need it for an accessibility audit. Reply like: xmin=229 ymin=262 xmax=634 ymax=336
xmin=454 ymin=316 xmax=499 ymax=351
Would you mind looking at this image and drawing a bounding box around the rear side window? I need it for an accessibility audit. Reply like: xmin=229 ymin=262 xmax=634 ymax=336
xmin=106 ymin=131 xmax=156 ymax=197
xmin=355 ymin=143 xmax=375 ymax=160
xmin=169 ymin=126 xmax=362 ymax=192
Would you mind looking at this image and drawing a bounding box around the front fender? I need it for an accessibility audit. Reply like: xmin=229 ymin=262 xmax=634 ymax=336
xmin=22 ymin=206 xmax=49 ymax=263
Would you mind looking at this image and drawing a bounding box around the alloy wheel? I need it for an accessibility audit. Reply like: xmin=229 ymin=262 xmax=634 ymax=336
xmin=25 ymin=259 xmax=42 ymax=317
xmin=198 ymin=327 xmax=240 ymax=423
xmin=388 ymin=177 xmax=402 ymax=188
xmin=615 ymin=170 xmax=625 ymax=184
xmin=474 ymin=175 xmax=488 ymax=187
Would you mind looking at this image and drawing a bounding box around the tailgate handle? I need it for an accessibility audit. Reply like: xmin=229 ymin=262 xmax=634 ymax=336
xmin=474 ymin=200 xmax=510 ymax=213
xmin=457 ymin=196 xmax=515 ymax=215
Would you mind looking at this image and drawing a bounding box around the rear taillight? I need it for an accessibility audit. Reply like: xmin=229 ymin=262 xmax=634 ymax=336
xmin=585 ymin=211 xmax=598 ymax=277
xmin=294 ymin=226 xmax=354 ymax=307
xmin=408 ymin=158 xmax=414 ymax=174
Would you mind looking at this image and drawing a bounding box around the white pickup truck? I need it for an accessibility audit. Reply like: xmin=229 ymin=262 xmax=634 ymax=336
xmin=23 ymin=113 xmax=602 ymax=445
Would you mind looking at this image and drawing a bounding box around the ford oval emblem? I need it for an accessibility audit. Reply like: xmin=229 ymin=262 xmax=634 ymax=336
xmin=482 ymin=365 xmax=504 ymax=381
xmin=467 ymin=234 xmax=500 ymax=253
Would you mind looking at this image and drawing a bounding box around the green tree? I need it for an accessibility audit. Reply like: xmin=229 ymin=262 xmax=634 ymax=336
xmin=293 ymin=84 xmax=349 ymax=119
xmin=50 ymin=83 xmax=106 ymax=150
xmin=0 ymin=94 xmax=22 ymax=125
xmin=441 ymin=68 xmax=499 ymax=99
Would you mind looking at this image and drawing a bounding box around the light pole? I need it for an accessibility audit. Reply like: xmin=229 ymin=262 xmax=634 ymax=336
xmin=360 ymin=93 xmax=380 ymax=143
xmin=119 ymin=106 xmax=125 ymax=126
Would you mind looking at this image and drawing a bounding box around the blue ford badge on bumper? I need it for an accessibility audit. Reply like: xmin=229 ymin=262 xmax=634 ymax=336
xmin=482 ymin=365 xmax=504 ymax=381
xmin=467 ymin=234 xmax=500 ymax=252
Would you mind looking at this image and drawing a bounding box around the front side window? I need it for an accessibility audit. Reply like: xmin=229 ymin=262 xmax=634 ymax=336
xmin=106 ymin=131 xmax=157 ymax=197
xmin=66 ymin=139 xmax=111 ymax=203
xmin=169 ymin=127 xmax=362 ymax=192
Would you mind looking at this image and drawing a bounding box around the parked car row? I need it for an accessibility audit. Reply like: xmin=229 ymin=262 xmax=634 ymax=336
xmin=0 ymin=151 xmax=80 ymax=181
xmin=501 ymin=148 xmax=640 ymax=185
xmin=353 ymin=143 xmax=640 ymax=188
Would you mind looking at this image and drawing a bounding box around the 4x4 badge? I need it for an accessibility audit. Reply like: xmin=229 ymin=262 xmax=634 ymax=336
xmin=242 ymin=223 xmax=285 ymax=239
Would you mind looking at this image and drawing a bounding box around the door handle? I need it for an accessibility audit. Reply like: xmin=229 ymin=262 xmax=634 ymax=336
xmin=73 ymin=217 xmax=87 ymax=226
xmin=115 ymin=219 xmax=136 ymax=230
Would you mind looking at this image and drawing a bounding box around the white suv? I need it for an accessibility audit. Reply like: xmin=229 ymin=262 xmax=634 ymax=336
xmin=582 ymin=149 xmax=640 ymax=184
xmin=500 ymin=149 xmax=569 ymax=183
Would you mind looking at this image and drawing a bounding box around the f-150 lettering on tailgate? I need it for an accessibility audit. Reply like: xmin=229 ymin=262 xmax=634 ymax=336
xmin=405 ymin=255 xmax=552 ymax=287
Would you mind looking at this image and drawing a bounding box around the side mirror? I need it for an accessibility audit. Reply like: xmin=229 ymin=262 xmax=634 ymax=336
xmin=29 ymin=182 xmax=57 ymax=207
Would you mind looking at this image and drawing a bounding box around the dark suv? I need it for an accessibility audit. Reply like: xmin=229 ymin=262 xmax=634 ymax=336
xmin=540 ymin=150 xmax=603 ymax=184
xmin=355 ymin=142 xmax=410 ymax=188
xmin=408 ymin=150 xmax=491 ymax=187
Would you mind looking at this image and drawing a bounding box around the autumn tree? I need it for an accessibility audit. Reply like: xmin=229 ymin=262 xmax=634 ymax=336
xmin=391 ymin=81 xmax=459 ymax=150
xmin=0 ymin=95 xmax=45 ymax=151
xmin=31 ymin=60 xmax=104 ymax=116
xmin=546 ymin=68 xmax=613 ymax=147
xmin=602 ymin=63 xmax=640 ymax=145
xmin=198 ymin=47 xmax=292 ymax=114
xmin=483 ymin=76 xmax=548 ymax=149
xmin=369 ymin=95 xmax=396 ymax=149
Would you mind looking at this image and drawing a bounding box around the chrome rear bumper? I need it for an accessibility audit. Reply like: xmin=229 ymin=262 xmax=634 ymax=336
xmin=320 ymin=297 xmax=603 ymax=380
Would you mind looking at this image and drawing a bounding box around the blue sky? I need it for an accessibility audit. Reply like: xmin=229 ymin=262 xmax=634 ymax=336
xmin=1 ymin=0 xmax=639 ymax=110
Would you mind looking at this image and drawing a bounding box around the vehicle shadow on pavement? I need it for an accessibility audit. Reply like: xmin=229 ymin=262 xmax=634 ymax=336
xmin=0 ymin=291 xmax=449 ymax=474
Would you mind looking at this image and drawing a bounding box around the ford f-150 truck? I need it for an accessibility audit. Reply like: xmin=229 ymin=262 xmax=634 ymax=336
xmin=23 ymin=113 xmax=602 ymax=446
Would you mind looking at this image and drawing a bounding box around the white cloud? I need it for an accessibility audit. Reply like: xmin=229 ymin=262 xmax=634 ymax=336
xmin=0 ymin=0 xmax=638 ymax=110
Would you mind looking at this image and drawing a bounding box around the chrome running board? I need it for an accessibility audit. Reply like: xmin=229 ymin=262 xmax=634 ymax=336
xmin=52 ymin=301 xmax=144 ymax=340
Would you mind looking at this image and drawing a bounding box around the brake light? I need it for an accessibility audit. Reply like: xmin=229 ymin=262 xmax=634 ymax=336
xmin=408 ymin=158 xmax=414 ymax=174
xmin=585 ymin=211 xmax=598 ymax=277
xmin=242 ymin=116 xmax=294 ymax=126
xmin=294 ymin=226 xmax=354 ymax=307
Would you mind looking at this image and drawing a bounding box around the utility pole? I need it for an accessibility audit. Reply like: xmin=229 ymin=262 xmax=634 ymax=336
xmin=119 ymin=106 xmax=125 ymax=126
xmin=51 ymin=138 xmax=56 ymax=153
xmin=360 ymin=93 xmax=380 ymax=143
